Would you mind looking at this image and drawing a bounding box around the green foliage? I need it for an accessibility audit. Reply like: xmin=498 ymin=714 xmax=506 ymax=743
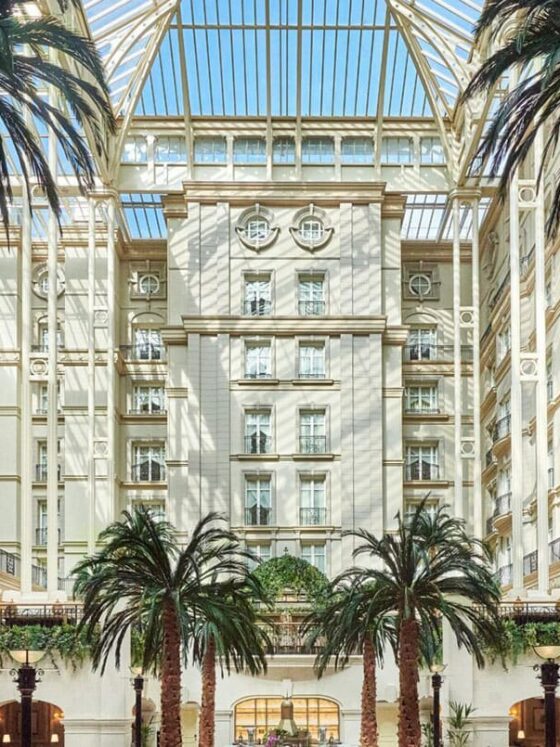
xmin=252 ymin=555 xmax=329 ymax=606
xmin=485 ymin=619 xmax=560 ymax=664
xmin=447 ymin=702 xmax=474 ymax=747
xmin=0 ymin=624 xmax=92 ymax=670
xmin=421 ymin=721 xmax=434 ymax=747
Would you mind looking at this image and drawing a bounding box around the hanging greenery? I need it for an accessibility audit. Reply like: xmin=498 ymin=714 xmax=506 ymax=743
xmin=0 ymin=624 xmax=93 ymax=670
xmin=484 ymin=619 xmax=560 ymax=665
xmin=251 ymin=555 xmax=329 ymax=607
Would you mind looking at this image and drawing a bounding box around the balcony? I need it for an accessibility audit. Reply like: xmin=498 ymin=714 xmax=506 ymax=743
xmin=244 ymin=434 xmax=272 ymax=455
xmin=244 ymin=507 xmax=271 ymax=526
xmin=243 ymin=299 xmax=272 ymax=316
xmin=35 ymin=528 xmax=62 ymax=546
xmin=495 ymin=492 xmax=512 ymax=516
xmin=131 ymin=461 xmax=166 ymax=482
xmin=0 ymin=602 xmax=82 ymax=627
xmin=265 ymin=620 xmax=323 ymax=655
xmin=120 ymin=344 xmax=165 ymax=361
xmin=493 ymin=415 xmax=511 ymax=442
xmin=485 ymin=449 xmax=495 ymax=468
xmin=35 ymin=464 xmax=62 ymax=482
xmin=298 ymin=300 xmax=325 ymax=316
xmin=550 ymin=538 xmax=560 ymax=563
xmin=299 ymin=436 xmax=327 ymax=454
xmin=403 ymin=344 xmax=473 ymax=362
xmin=129 ymin=407 xmax=167 ymax=416
xmin=300 ymin=507 xmax=327 ymax=526
xmin=405 ymin=462 xmax=440 ymax=481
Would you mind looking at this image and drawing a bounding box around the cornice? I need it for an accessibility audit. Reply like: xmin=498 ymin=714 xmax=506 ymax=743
xmin=181 ymin=315 xmax=387 ymax=336
xmin=401 ymin=241 xmax=473 ymax=262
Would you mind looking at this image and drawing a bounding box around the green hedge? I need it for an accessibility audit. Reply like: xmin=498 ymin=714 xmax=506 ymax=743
xmin=252 ymin=555 xmax=329 ymax=606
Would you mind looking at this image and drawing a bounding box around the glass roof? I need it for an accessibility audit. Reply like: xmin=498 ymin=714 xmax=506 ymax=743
xmin=81 ymin=0 xmax=483 ymax=123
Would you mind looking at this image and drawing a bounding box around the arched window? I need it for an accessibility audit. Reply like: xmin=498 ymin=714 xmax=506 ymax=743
xmin=234 ymin=697 xmax=339 ymax=743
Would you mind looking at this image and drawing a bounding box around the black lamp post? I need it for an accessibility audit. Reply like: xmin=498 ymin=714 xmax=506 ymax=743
xmin=430 ymin=663 xmax=445 ymax=747
xmin=9 ymin=650 xmax=45 ymax=747
xmin=534 ymin=645 xmax=560 ymax=747
xmin=132 ymin=668 xmax=144 ymax=747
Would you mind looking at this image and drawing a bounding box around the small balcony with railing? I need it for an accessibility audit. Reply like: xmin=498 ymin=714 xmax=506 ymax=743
xmin=298 ymin=300 xmax=325 ymax=316
xmin=492 ymin=415 xmax=511 ymax=454
xmin=244 ymin=506 xmax=271 ymax=526
xmin=244 ymin=434 xmax=272 ymax=455
xmin=299 ymin=507 xmax=327 ymax=526
xmin=119 ymin=344 xmax=165 ymax=362
xmin=34 ymin=464 xmax=62 ymax=482
xmin=404 ymin=461 xmax=440 ymax=482
xmin=298 ymin=436 xmax=327 ymax=455
xmin=486 ymin=492 xmax=512 ymax=535
xmin=243 ymin=298 xmax=272 ymax=316
xmin=34 ymin=528 xmax=62 ymax=546
xmin=131 ymin=460 xmax=166 ymax=483
xmin=403 ymin=344 xmax=473 ymax=362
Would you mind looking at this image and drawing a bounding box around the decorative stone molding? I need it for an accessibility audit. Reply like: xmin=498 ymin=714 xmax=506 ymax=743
xmin=520 ymin=352 xmax=538 ymax=381
xmin=460 ymin=306 xmax=475 ymax=328
xmin=93 ymin=308 xmax=108 ymax=327
xmin=32 ymin=262 xmax=65 ymax=299
xmin=93 ymin=439 xmax=108 ymax=459
xmin=461 ymin=437 xmax=475 ymax=459
xmin=289 ymin=204 xmax=333 ymax=251
xmin=235 ymin=204 xmax=279 ymax=251
xmin=29 ymin=358 xmax=48 ymax=379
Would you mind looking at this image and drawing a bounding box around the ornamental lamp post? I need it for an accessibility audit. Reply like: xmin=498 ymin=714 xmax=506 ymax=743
xmin=8 ymin=650 xmax=45 ymax=747
xmin=131 ymin=667 xmax=144 ymax=747
xmin=429 ymin=663 xmax=446 ymax=747
xmin=533 ymin=645 xmax=560 ymax=747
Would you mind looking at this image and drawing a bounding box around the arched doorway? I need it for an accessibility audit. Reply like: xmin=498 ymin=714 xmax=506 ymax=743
xmin=181 ymin=702 xmax=199 ymax=747
xmin=509 ymin=697 xmax=560 ymax=745
xmin=234 ymin=697 xmax=340 ymax=744
xmin=0 ymin=700 xmax=64 ymax=746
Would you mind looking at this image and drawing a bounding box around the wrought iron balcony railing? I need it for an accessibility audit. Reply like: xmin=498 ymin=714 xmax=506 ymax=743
xmin=244 ymin=507 xmax=271 ymax=526
xmin=298 ymin=300 xmax=325 ymax=316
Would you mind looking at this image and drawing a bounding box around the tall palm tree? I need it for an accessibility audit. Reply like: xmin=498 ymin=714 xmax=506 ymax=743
xmin=193 ymin=577 xmax=270 ymax=747
xmin=305 ymin=582 xmax=395 ymax=747
xmin=462 ymin=0 xmax=560 ymax=237
xmin=0 ymin=0 xmax=115 ymax=228
xmin=74 ymin=508 xmax=253 ymax=747
xmin=346 ymin=503 xmax=502 ymax=747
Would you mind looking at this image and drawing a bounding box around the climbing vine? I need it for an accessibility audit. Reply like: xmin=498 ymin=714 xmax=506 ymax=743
xmin=0 ymin=624 xmax=93 ymax=670
xmin=485 ymin=620 xmax=560 ymax=665
xmin=252 ymin=555 xmax=329 ymax=607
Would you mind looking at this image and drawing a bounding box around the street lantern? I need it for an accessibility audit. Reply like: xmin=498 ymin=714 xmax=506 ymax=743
xmin=8 ymin=650 xmax=45 ymax=747
xmin=429 ymin=663 xmax=446 ymax=747
xmin=533 ymin=645 xmax=560 ymax=747
xmin=131 ymin=667 xmax=144 ymax=747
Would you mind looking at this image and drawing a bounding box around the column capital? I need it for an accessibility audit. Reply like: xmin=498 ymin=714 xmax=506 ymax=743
xmin=448 ymin=188 xmax=482 ymax=204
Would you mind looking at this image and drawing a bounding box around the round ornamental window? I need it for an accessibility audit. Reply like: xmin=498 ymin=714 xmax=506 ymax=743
xmin=409 ymin=273 xmax=432 ymax=297
xmin=138 ymin=274 xmax=160 ymax=295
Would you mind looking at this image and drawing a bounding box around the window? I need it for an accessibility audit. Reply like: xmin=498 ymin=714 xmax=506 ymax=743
xmin=299 ymin=343 xmax=326 ymax=379
xmin=290 ymin=206 xmax=333 ymax=250
xmin=132 ymin=443 xmax=166 ymax=482
xmin=193 ymin=136 xmax=227 ymax=164
xmin=404 ymin=385 xmax=438 ymax=414
xmin=233 ymin=137 xmax=266 ymax=164
xmin=420 ymin=137 xmax=445 ymax=165
xmin=408 ymin=273 xmax=432 ymax=297
xmin=132 ymin=385 xmax=166 ymax=414
xmin=548 ymin=358 xmax=554 ymax=402
xmin=272 ymin=137 xmax=295 ymax=164
xmin=302 ymin=137 xmax=335 ymax=164
xmin=122 ymin=137 xmax=148 ymax=163
xmin=405 ymin=444 xmax=439 ymax=481
xmin=244 ymin=476 xmax=271 ymax=526
xmin=300 ymin=476 xmax=326 ymax=525
xmin=155 ymin=136 xmax=186 ymax=163
xmin=38 ymin=382 xmax=61 ymax=414
xmin=243 ymin=277 xmax=272 ymax=315
xmin=35 ymin=500 xmax=61 ymax=545
xmin=546 ymin=280 xmax=553 ymax=308
xmin=497 ymin=326 xmax=511 ymax=362
xmin=381 ymin=136 xmax=413 ymax=165
xmin=37 ymin=321 xmax=63 ymax=352
xmin=247 ymin=543 xmax=272 ymax=571
xmin=341 ymin=137 xmax=374 ymax=164
xmin=245 ymin=342 xmax=272 ymax=379
xmin=301 ymin=543 xmax=326 ymax=573
xmin=236 ymin=207 xmax=278 ymax=251
xmin=138 ymin=273 xmax=160 ymax=296
xmin=406 ymin=328 xmax=437 ymax=361
xmin=299 ymin=410 xmax=327 ymax=453
xmin=549 ymin=444 xmax=555 ymax=489
xmin=497 ymin=468 xmax=511 ymax=501
xmin=133 ymin=329 xmax=163 ymax=360
xmin=298 ymin=276 xmax=325 ymax=315
xmin=36 ymin=440 xmax=61 ymax=482
xmin=299 ymin=218 xmax=324 ymax=242
xmin=235 ymin=698 xmax=339 ymax=743
xmin=244 ymin=410 xmax=272 ymax=454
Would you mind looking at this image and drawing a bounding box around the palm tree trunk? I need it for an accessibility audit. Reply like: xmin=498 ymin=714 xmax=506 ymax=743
xmin=160 ymin=600 xmax=182 ymax=747
xmin=198 ymin=636 xmax=217 ymax=747
xmin=360 ymin=637 xmax=378 ymax=747
xmin=398 ymin=618 xmax=420 ymax=747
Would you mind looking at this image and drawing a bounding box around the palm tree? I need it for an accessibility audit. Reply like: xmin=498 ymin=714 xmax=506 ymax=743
xmin=74 ymin=508 xmax=254 ymax=747
xmin=193 ymin=576 xmax=270 ymax=747
xmin=346 ymin=503 xmax=502 ymax=747
xmin=305 ymin=582 xmax=394 ymax=747
xmin=0 ymin=0 xmax=115 ymax=228
xmin=462 ymin=0 xmax=560 ymax=237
